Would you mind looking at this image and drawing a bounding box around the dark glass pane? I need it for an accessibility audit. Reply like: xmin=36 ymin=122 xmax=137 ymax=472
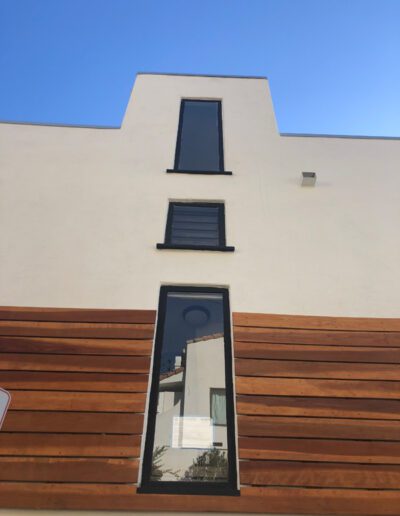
xmin=169 ymin=205 xmax=221 ymax=247
xmin=177 ymin=101 xmax=222 ymax=172
xmin=150 ymin=291 xmax=229 ymax=483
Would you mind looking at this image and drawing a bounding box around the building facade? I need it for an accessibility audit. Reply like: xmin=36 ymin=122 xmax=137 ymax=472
xmin=1 ymin=73 xmax=400 ymax=515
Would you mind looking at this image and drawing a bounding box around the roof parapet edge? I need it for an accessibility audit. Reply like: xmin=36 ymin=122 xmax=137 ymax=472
xmin=137 ymin=71 xmax=268 ymax=80
xmin=280 ymin=132 xmax=400 ymax=141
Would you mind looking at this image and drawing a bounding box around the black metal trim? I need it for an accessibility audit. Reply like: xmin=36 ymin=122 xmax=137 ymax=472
xmin=137 ymin=481 xmax=240 ymax=496
xmin=158 ymin=201 xmax=234 ymax=251
xmin=138 ymin=285 xmax=239 ymax=496
xmin=157 ymin=244 xmax=235 ymax=252
xmin=166 ymin=169 xmax=233 ymax=176
xmin=172 ymin=99 xmax=226 ymax=173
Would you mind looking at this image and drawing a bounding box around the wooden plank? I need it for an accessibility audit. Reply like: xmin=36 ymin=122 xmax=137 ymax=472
xmin=0 ymin=306 xmax=156 ymax=324
xmin=0 ymin=320 xmax=155 ymax=339
xmin=234 ymin=326 xmax=400 ymax=347
xmin=233 ymin=312 xmax=400 ymax=332
xmin=0 ymin=336 xmax=153 ymax=355
xmin=236 ymin=358 xmax=400 ymax=380
xmin=240 ymin=460 xmax=400 ymax=489
xmin=0 ymin=353 xmax=150 ymax=373
xmin=238 ymin=415 xmax=400 ymax=441
xmin=1 ymin=483 xmax=400 ymax=514
xmin=0 ymin=433 xmax=140 ymax=457
xmin=234 ymin=341 xmax=400 ymax=363
xmin=0 ymin=457 xmax=138 ymax=483
xmin=236 ymin=376 xmax=400 ymax=399
xmin=236 ymin=395 xmax=400 ymax=419
xmin=239 ymin=437 xmax=400 ymax=464
xmin=0 ymin=371 xmax=149 ymax=392
xmin=7 ymin=391 xmax=146 ymax=412
xmin=2 ymin=411 xmax=144 ymax=434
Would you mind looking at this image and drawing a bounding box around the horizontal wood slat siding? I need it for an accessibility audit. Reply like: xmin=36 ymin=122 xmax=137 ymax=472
xmin=0 ymin=457 xmax=139 ymax=483
xmin=0 ymin=371 xmax=149 ymax=391
xmin=1 ymin=484 xmax=400 ymax=514
xmin=233 ymin=312 xmax=400 ymax=331
xmin=1 ymin=307 xmax=400 ymax=515
xmin=0 ymin=336 xmax=153 ymax=355
xmin=0 ymin=306 xmax=156 ymax=324
xmin=0 ymin=307 xmax=154 ymax=511
xmin=3 ymin=411 xmax=144 ymax=434
xmin=234 ymin=311 xmax=400 ymax=515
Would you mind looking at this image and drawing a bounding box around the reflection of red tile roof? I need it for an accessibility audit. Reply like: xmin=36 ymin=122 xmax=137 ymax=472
xmin=160 ymin=367 xmax=184 ymax=380
xmin=187 ymin=332 xmax=223 ymax=344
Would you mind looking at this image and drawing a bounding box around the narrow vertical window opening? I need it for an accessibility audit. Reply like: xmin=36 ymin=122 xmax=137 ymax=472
xmin=167 ymin=100 xmax=232 ymax=175
xmin=139 ymin=286 xmax=238 ymax=496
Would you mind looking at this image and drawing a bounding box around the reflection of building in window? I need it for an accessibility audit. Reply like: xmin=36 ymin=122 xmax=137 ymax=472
xmin=140 ymin=287 xmax=236 ymax=493
xmin=153 ymin=334 xmax=228 ymax=481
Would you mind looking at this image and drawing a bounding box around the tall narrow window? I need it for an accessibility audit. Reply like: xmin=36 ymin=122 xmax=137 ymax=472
xmin=139 ymin=286 xmax=238 ymax=495
xmin=157 ymin=202 xmax=235 ymax=252
xmin=167 ymin=100 xmax=231 ymax=175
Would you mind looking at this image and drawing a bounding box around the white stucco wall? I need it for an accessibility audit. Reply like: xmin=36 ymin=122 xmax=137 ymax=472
xmin=1 ymin=73 xmax=400 ymax=317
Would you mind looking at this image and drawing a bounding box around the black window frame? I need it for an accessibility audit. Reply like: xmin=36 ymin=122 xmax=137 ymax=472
xmin=138 ymin=285 xmax=239 ymax=496
xmin=166 ymin=99 xmax=232 ymax=176
xmin=157 ymin=202 xmax=235 ymax=252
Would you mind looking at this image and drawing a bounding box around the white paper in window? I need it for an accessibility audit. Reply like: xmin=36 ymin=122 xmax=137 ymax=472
xmin=172 ymin=416 xmax=213 ymax=449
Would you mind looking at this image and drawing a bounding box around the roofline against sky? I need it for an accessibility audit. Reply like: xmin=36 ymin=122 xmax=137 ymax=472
xmin=1 ymin=71 xmax=400 ymax=140
xmin=137 ymin=71 xmax=269 ymax=80
xmin=0 ymin=119 xmax=120 ymax=129
xmin=281 ymin=132 xmax=400 ymax=141
xmin=2 ymin=117 xmax=400 ymax=140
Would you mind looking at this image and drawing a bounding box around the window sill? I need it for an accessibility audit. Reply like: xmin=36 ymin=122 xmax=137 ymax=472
xmin=157 ymin=243 xmax=235 ymax=252
xmin=137 ymin=482 xmax=240 ymax=496
xmin=166 ymin=168 xmax=233 ymax=176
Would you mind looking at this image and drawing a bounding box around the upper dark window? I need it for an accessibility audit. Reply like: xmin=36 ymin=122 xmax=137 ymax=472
xmin=167 ymin=100 xmax=232 ymax=175
xmin=138 ymin=286 xmax=238 ymax=496
xmin=157 ymin=202 xmax=234 ymax=252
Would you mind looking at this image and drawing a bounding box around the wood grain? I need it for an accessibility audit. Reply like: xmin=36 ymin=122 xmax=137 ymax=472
xmin=236 ymin=376 xmax=400 ymax=399
xmin=0 ymin=320 xmax=155 ymax=339
xmin=236 ymin=358 xmax=400 ymax=380
xmin=238 ymin=415 xmax=400 ymax=441
xmin=1 ymin=484 xmax=400 ymax=514
xmin=240 ymin=460 xmax=400 ymax=489
xmin=234 ymin=326 xmax=400 ymax=347
xmin=233 ymin=312 xmax=400 ymax=332
xmin=236 ymin=395 xmax=400 ymax=419
xmin=0 ymin=306 xmax=156 ymax=324
xmin=0 ymin=336 xmax=153 ymax=355
xmin=0 ymin=353 xmax=150 ymax=373
xmin=8 ymin=390 xmax=146 ymax=412
xmin=239 ymin=437 xmax=400 ymax=463
xmin=0 ymin=433 xmax=140 ymax=457
xmin=2 ymin=411 xmax=144 ymax=434
xmin=0 ymin=457 xmax=139 ymax=483
xmin=235 ymin=341 xmax=400 ymax=363
xmin=0 ymin=371 xmax=149 ymax=392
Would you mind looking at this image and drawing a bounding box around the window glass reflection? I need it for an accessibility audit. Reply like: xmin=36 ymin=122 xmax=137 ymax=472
xmin=150 ymin=292 xmax=229 ymax=483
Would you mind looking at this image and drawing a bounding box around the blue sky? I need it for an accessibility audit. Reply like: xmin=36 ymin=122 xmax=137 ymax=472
xmin=1 ymin=0 xmax=400 ymax=135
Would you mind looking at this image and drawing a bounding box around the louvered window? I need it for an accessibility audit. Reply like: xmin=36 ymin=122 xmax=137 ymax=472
xmin=157 ymin=202 xmax=234 ymax=252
